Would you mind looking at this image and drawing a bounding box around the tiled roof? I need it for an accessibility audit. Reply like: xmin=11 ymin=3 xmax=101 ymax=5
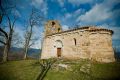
xmin=46 ymin=26 xmax=113 ymax=36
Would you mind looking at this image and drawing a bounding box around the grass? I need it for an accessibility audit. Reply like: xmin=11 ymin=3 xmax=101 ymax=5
xmin=0 ymin=60 xmax=41 ymax=80
xmin=91 ymin=62 xmax=120 ymax=79
xmin=0 ymin=59 xmax=120 ymax=80
xmin=45 ymin=59 xmax=120 ymax=80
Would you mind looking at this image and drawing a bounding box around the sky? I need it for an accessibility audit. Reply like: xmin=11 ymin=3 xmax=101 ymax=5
xmin=2 ymin=0 xmax=120 ymax=51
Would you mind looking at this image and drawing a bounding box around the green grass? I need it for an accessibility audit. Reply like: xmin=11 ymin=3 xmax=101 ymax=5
xmin=0 ymin=59 xmax=120 ymax=80
xmin=91 ymin=62 xmax=120 ymax=79
xmin=45 ymin=60 xmax=120 ymax=80
xmin=0 ymin=60 xmax=40 ymax=80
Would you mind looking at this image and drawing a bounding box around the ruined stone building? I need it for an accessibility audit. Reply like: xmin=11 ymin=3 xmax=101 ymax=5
xmin=41 ymin=20 xmax=115 ymax=62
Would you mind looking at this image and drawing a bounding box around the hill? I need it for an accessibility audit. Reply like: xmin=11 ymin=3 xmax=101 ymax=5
xmin=0 ymin=47 xmax=41 ymax=61
xmin=0 ymin=59 xmax=120 ymax=80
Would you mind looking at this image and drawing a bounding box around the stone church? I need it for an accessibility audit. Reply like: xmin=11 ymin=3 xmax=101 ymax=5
xmin=41 ymin=20 xmax=115 ymax=62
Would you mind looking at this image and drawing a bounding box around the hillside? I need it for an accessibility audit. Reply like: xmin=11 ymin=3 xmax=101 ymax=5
xmin=0 ymin=59 xmax=120 ymax=80
xmin=0 ymin=47 xmax=41 ymax=61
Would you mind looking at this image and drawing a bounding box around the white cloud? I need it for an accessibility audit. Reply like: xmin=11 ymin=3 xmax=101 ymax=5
xmin=31 ymin=0 xmax=48 ymax=16
xmin=64 ymin=9 xmax=85 ymax=21
xmin=77 ymin=4 xmax=111 ymax=24
xmin=30 ymin=26 xmax=44 ymax=49
xmin=95 ymin=24 xmax=120 ymax=52
xmin=74 ymin=9 xmax=82 ymax=15
xmin=58 ymin=0 xmax=65 ymax=7
xmin=62 ymin=25 xmax=69 ymax=30
xmin=65 ymin=13 xmax=72 ymax=19
xmin=99 ymin=24 xmax=120 ymax=40
xmin=14 ymin=24 xmax=25 ymax=38
xmin=76 ymin=0 xmax=120 ymax=24
xmin=31 ymin=0 xmax=44 ymax=7
xmin=12 ymin=9 xmax=21 ymax=18
xmin=111 ymin=9 xmax=120 ymax=20
xmin=74 ymin=9 xmax=86 ymax=16
xmin=68 ymin=0 xmax=93 ymax=6
xmin=112 ymin=28 xmax=120 ymax=40
xmin=13 ymin=24 xmax=44 ymax=49
xmin=13 ymin=25 xmax=25 ymax=47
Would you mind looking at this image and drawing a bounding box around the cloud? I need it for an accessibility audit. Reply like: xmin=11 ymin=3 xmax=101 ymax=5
xmin=74 ymin=9 xmax=82 ymax=15
xmin=14 ymin=24 xmax=25 ymax=37
xmin=30 ymin=26 xmax=44 ymax=49
xmin=76 ymin=0 xmax=120 ymax=24
xmin=64 ymin=8 xmax=85 ymax=21
xmin=31 ymin=0 xmax=44 ymax=7
xmin=58 ymin=0 xmax=65 ymax=7
xmin=64 ymin=13 xmax=72 ymax=19
xmin=11 ymin=9 xmax=21 ymax=18
xmin=13 ymin=24 xmax=25 ymax=47
xmin=112 ymin=28 xmax=120 ymax=40
xmin=99 ymin=24 xmax=120 ymax=41
xmin=68 ymin=0 xmax=93 ymax=6
xmin=31 ymin=0 xmax=48 ymax=16
xmin=77 ymin=4 xmax=111 ymax=24
xmin=91 ymin=23 xmax=120 ymax=51
xmin=62 ymin=25 xmax=69 ymax=30
xmin=14 ymin=25 xmax=43 ymax=49
xmin=74 ymin=9 xmax=86 ymax=17
xmin=59 ymin=8 xmax=86 ymax=27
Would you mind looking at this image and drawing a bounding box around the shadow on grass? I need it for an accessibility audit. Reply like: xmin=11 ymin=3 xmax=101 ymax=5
xmin=36 ymin=58 xmax=57 ymax=80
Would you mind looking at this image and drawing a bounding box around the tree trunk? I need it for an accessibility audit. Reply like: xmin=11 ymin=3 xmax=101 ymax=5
xmin=2 ymin=29 xmax=13 ymax=62
xmin=2 ymin=42 xmax=9 ymax=62
xmin=24 ymin=46 xmax=28 ymax=59
xmin=24 ymin=26 xmax=32 ymax=59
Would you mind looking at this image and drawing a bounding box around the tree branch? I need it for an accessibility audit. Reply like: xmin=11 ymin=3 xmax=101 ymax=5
xmin=7 ymin=15 xmax=12 ymax=29
xmin=0 ymin=27 xmax=8 ymax=39
xmin=0 ymin=40 xmax=6 ymax=45
xmin=11 ymin=18 xmax=16 ymax=29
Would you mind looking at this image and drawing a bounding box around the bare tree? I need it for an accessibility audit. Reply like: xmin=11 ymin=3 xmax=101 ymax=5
xmin=11 ymin=32 xmax=22 ymax=47
xmin=0 ymin=0 xmax=17 ymax=62
xmin=23 ymin=9 xmax=44 ymax=59
xmin=36 ymin=58 xmax=57 ymax=80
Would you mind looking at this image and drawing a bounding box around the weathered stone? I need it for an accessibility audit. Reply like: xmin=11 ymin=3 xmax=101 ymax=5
xmin=58 ymin=63 xmax=67 ymax=68
xmin=52 ymin=63 xmax=71 ymax=71
xmin=80 ymin=63 xmax=91 ymax=74
xmin=41 ymin=20 xmax=115 ymax=63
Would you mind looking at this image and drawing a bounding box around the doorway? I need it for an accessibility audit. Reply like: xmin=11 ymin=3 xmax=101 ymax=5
xmin=57 ymin=48 xmax=61 ymax=57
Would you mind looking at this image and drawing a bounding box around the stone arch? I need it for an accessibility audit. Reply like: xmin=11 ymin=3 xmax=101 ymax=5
xmin=54 ymin=40 xmax=63 ymax=57
xmin=55 ymin=40 xmax=63 ymax=48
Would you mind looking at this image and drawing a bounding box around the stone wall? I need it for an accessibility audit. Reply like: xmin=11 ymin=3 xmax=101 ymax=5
xmin=41 ymin=26 xmax=115 ymax=62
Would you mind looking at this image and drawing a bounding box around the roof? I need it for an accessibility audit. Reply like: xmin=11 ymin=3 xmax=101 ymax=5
xmin=46 ymin=26 xmax=113 ymax=36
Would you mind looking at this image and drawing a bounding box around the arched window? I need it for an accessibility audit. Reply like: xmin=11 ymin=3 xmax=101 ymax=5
xmin=58 ymin=28 xmax=60 ymax=32
xmin=55 ymin=40 xmax=63 ymax=48
xmin=74 ymin=38 xmax=76 ymax=45
xmin=51 ymin=21 xmax=55 ymax=27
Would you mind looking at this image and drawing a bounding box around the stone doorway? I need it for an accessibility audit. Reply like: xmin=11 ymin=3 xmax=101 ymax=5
xmin=55 ymin=40 xmax=63 ymax=57
xmin=57 ymin=48 xmax=61 ymax=57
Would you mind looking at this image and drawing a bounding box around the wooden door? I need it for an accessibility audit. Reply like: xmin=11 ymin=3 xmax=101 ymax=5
xmin=57 ymin=48 xmax=61 ymax=57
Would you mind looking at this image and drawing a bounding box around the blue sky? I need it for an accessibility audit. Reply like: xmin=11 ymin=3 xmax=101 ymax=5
xmin=5 ymin=0 xmax=120 ymax=50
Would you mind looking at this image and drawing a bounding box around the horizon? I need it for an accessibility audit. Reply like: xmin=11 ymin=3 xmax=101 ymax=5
xmin=0 ymin=0 xmax=120 ymax=51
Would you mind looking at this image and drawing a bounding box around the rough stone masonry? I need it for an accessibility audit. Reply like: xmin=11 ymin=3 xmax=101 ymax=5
xmin=41 ymin=20 xmax=115 ymax=62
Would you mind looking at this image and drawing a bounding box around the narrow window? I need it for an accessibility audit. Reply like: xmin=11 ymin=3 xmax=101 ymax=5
xmin=51 ymin=21 xmax=55 ymax=27
xmin=74 ymin=38 xmax=76 ymax=45
xmin=58 ymin=28 xmax=60 ymax=32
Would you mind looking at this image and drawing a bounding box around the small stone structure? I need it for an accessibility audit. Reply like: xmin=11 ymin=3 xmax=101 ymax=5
xmin=41 ymin=20 xmax=115 ymax=62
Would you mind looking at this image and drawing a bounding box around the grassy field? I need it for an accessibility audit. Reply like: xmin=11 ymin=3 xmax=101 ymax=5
xmin=0 ymin=59 xmax=120 ymax=80
xmin=0 ymin=60 xmax=40 ymax=80
xmin=45 ymin=59 xmax=120 ymax=80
